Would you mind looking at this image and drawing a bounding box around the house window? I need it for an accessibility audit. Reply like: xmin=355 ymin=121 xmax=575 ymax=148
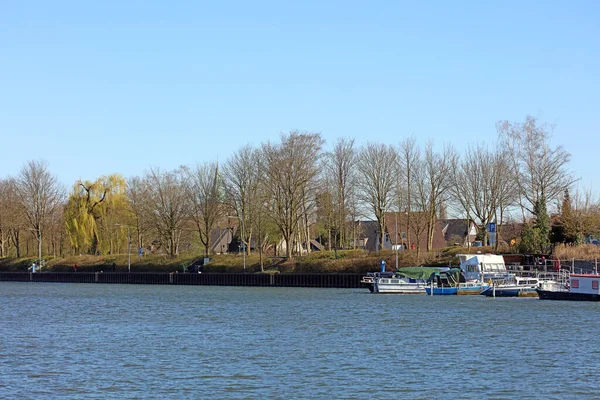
xmin=593 ymin=281 xmax=599 ymax=290
xmin=385 ymin=234 xmax=390 ymax=243
xmin=571 ymin=279 xmax=579 ymax=289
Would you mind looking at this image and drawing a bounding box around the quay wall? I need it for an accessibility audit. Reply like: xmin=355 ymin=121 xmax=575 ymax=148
xmin=0 ymin=272 xmax=364 ymax=288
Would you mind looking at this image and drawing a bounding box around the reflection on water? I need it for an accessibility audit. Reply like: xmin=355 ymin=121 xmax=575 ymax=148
xmin=1 ymin=283 xmax=599 ymax=399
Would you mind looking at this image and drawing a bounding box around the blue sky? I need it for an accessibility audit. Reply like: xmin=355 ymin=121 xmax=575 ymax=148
xmin=1 ymin=0 xmax=598 ymax=194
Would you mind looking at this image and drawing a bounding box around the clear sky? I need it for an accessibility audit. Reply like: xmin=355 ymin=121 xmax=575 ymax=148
xmin=1 ymin=1 xmax=598 ymax=194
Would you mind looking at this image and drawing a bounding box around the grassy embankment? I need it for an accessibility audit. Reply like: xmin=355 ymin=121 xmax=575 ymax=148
xmin=0 ymin=247 xmax=470 ymax=273
xmin=3 ymin=244 xmax=596 ymax=273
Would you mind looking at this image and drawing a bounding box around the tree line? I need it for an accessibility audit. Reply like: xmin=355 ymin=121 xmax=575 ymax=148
xmin=1 ymin=116 xmax=596 ymax=265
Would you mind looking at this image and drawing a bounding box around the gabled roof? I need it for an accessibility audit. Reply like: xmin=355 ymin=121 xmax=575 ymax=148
xmin=384 ymin=212 xmax=447 ymax=250
xmin=441 ymin=219 xmax=473 ymax=238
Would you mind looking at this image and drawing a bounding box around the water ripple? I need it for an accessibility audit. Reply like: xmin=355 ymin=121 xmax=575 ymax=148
xmin=1 ymin=283 xmax=600 ymax=399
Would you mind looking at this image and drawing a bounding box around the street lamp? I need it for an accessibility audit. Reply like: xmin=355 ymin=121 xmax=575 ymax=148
xmin=115 ymin=224 xmax=131 ymax=273
xmin=228 ymin=215 xmax=246 ymax=273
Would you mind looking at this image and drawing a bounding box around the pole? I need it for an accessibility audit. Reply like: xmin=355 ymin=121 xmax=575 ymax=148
xmin=395 ymin=212 xmax=398 ymax=270
xmin=38 ymin=229 xmax=42 ymax=268
xmin=127 ymin=225 xmax=131 ymax=273
xmin=242 ymin=217 xmax=246 ymax=273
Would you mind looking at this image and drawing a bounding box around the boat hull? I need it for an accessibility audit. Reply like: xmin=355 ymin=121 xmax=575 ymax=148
xmin=457 ymin=285 xmax=489 ymax=295
xmin=425 ymin=287 xmax=458 ymax=295
xmin=373 ymin=282 xmax=427 ymax=294
xmin=537 ymin=289 xmax=600 ymax=301
xmin=481 ymin=286 xmax=538 ymax=298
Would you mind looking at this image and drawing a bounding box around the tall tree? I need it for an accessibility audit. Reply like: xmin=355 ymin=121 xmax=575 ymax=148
xmin=398 ymin=137 xmax=419 ymax=249
xmin=223 ymin=145 xmax=262 ymax=256
xmin=15 ymin=160 xmax=63 ymax=264
xmin=325 ymin=138 xmax=356 ymax=248
xmin=520 ymin=197 xmax=551 ymax=254
xmin=261 ymin=131 xmax=324 ymax=259
xmin=423 ymin=142 xmax=455 ymax=250
xmin=64 ymin=174 xmax=127 ymax=255
xmin=185 ymin=162 xmax=225 ymax=257
xmin=449 ymin=144 xmax=516 ymax=246
xmin=145 ymin=167 xmax=191 ymax=257
xmin=356 ymin=142 xmax=398 ymax=251
xmin=498 ymin=116 xmax=575 ymax=219
xmin=126 ymin=176 xmax=152 ymax=251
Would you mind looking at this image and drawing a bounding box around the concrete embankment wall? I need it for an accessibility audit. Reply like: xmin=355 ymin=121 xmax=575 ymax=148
xmin=0 ymin=272 xmax=364 ymax=288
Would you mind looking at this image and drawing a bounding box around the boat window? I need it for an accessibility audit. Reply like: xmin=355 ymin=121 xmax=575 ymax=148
xmin=571 ymin=279 xmax=579 ymax=289
xmin=381 ymin=279 xmax=388 ymax=284
xmin=593 ymin=281 xmax=599 ymax=290
xmin=391 ymin=279 xmax=399 ymax=284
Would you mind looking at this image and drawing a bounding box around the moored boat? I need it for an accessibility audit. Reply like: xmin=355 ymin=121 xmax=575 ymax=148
xmin=537 ymin=271 xmax=600 ymax=301
xmin=426 ymin=254 xmax=507 ymax=296
xmin=425 ymin=267 xmax=463 ymax=295
xmin=457 ymin=280 xmax=490 ymax=295
xmin=480 ymin=276 xmax=540 ymax=298
xmin=425 ymin=286 xmax=458 ymax=295
xmin=362 ymin=267 xmax=440 ymax=294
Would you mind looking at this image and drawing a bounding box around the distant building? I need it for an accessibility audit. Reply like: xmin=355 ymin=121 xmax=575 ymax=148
xmin=440 ymin=219 xmax=478 ymax=247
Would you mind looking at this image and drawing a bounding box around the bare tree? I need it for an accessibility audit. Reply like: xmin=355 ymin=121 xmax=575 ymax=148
xmin=5 ymin=178 xmax=27 ymax=258
xmin=126 ymin=176 xmax=152 ymax=251
xmin=498 ymin=116 xmax=575 ymax=218
xmin=325 ymin=138 xmax=357 ymax=248
xmin=411 ymin=155 xmax=431 ymax=257
xmin=222 ymin=145 xmax=262 ymax=256
xmin=449 ymin=144 xmax=516 ymax=246
xmin=145 ymin=167 xmax=191 ymax=257
xmin=0 ymin=179 xmax=14 ymax=257
xmin=15 ymin=160 xmax=63 ymax=264
xmin=423 ymin=142 xmax=456 ymax=250
xmin=261 ymin=131 xmax=324 ymax=259
xmin=185 ymin=162 xmax=225 ymax=257
xmin=356 ymin=142 xmax=398 ymax=251
xmin=398 ymin=137 xmax=419 ymax=248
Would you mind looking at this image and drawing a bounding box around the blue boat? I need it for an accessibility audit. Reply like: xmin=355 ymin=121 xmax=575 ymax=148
xmin=425 ymin=286 xmax=458 ymax=295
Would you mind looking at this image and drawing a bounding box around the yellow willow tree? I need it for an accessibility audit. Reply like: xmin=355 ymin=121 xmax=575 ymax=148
xmin=65 ymin=174 xmax=129 ymax=255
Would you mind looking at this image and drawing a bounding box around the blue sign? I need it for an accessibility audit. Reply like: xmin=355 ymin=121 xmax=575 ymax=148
xmin=487 ymin=223 xmax=496 ymax=233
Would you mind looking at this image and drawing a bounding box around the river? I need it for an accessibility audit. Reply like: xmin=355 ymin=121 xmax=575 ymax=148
xmin=1 ymin=282 xmax=598 ymax=399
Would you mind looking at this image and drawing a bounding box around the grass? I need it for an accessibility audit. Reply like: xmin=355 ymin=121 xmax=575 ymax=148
xmin=3 ymin=243 xmax=599 ymax=273
xmin=554 ymin=244 xmax=600 ymax=260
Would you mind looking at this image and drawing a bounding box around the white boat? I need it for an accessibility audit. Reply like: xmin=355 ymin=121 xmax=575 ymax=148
xmin=457 ymin=253 xmax=512 ymax=283
xmin=537 ymin=270 xmax=600 ymax=301
xmin=363 ymin=267 xmax=439 ymax=294
xmin=480 ymin=276 xmax=540 ymax=297
xmin=373 ymin=275 xmax=429 ymax=294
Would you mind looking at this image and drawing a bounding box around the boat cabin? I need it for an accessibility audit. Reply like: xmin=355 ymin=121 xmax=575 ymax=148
xmin=569 ymin=274 xmax=600 ymax=295
xmin=457 ymin=254 xmax=510 ymax=282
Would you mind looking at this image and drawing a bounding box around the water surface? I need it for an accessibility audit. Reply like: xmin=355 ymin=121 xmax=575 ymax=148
xmin=1 ymin=283 xmax=598 ymax=399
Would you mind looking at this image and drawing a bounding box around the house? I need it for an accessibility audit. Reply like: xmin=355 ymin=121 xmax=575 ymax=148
xmin=352 ymin=213 xmax=446 ymax=252
xmin=210 ymin=227 xmax=233 ymax=254
xmin=440 ymin=219 xmax=478 ymax=247
xmin=351 ymin=220 xmax=380 ymax=251
xmin=383 ymin=212 xmax=447 ymax=252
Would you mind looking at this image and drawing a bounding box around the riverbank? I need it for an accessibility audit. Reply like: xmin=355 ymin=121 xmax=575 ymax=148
xmin=3 ymin=244 xmax=598 ymax=274
xmin=0 ymin=247 xmax=462 ymax=274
